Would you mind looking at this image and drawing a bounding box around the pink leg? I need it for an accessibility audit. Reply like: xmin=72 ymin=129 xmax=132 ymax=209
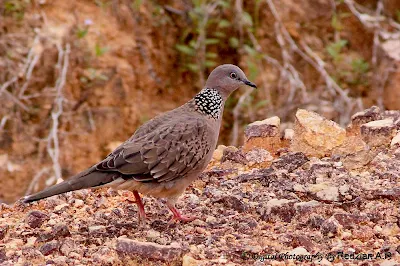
xmin=166 ymin=202 xmax=196 ymax=222
xmin=133 ymin=191 xmax=147 ymax=222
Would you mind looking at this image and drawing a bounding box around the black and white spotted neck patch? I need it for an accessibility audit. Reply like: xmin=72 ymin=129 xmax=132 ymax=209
xmin=194 ymin=88 xmax=223 ymax=119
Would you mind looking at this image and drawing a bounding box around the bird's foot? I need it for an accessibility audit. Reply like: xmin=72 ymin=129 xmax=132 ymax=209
xmin=133 ymin=191 xmax=147 ymax=224
xmin=168 ymin=205 xmax=196 ymax=223
xmin=137 ymin=209 xmax=147 ymax=224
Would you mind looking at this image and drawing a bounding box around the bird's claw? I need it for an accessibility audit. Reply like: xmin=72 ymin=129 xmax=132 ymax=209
xmin=167 ymin=204 xmax=196 ymax=223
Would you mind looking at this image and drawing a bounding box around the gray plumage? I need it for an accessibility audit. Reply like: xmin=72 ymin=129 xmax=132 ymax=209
xmin=23 ymin=64 xmax=256 ymax=221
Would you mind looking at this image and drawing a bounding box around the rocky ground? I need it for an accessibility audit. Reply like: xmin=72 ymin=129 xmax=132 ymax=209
xmin=1 ymin=107 xmax=400 ymax=266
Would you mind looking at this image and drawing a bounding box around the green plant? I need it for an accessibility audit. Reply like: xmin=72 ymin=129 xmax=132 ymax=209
xmin=351 ymin=58 xmax=369 ymax=74
xmin=94 ymin=0 xmax=111 ymax=9
xmin=396 ymin=10 xmax=400 ymax=23
xmin=80 ymin=68 xmax=109 ymax=84
xmin=94 ymin=43 xmax=108 ymax=57
xmin=331 ymin=11 xmax=351 ymax=32
xmin=175 ymin=0 xmax=232 ymax=76
xmin=132 ymin=0 xmax=143 ymax=10
xmin=76 ymin=27 xmax=88 ymax=39
xmin=326 ymin=39 xmax=348 ymax=62
xmin=4 ymin=0 xmax=28 ymax=20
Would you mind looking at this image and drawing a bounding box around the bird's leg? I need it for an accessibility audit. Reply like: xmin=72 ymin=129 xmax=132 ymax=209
xmin=166 ymin=201 xmax=196 ymax=222
xmin=133 ymin=191 xmax=147 ymax=222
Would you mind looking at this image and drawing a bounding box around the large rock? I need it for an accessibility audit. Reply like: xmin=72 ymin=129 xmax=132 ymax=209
xmin=116 ymin=237 xmax=184 ymax=262
xmin=332 ymin=136 xmax=375 ymax=169
xmin=380 ymin=37 xmax=400 ymax=110
xmin=347 ymin=106 xmax=381 ymax=136
xmin=243 ymin=116 xmax=283 ymax=155
xmin=360 ymin=119 xmax=397 ymax=147
xmin=291 ymin=109 xmax=346 ymax=157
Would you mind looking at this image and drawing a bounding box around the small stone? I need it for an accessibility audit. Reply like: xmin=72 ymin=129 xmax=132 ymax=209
xmin=54 ymin=203 xmax=69 ymax=212
xmin=26 ymin=236 xmax=37 ymax=247
xmin=205 ymin=216 xmax=217 ymax=224
xmin=291 ymin=109 xmax=346 ymax=158
xmin=73 ymin=199 xmax=84 ymax=208
xmin=245 ymin=148 xmax=273 ymax=166
xmin=294 ymin=200 xmax=321 ymax=211
xmin=52 ymin=224 xmax=70 ymax=238
xmin=307 ymin=215 xmax=325 ymax=229
xmin=221 ymin=147 xmax=247 ymax=164
xmin=263 ymin=198 xmax=296 ymax=223
xmin=271 ymin=152 xmax=309 ymax=172
xmin=373 ymin=187 xmax=400 ymax=200
xmin=212 ymin=145 xmax=227 ymax=161
xmin=308 ymin=183 xmax=339 ymax=202
xmin=288 ymin=246 xmax=310 ymax=255
xmin=116 ymin=237 xmax=183 ymax=262
xmin=321 ymin=217 xmax=342 ymax=237
xmin=352 ymin=225 xmax=374 ymax=242
xmin=185 ymin=194 xmax=200 ymax=205
xmin=0 ymin=248 xmax=6 ymax=263
xmin=290 ymin=235 xmax=315 ymax=252
xmin=284 ymin=129 xmax=294 ymax=140
xmin=94 ymin=196 xmax=108 ymax=208
xmin=88 ymin=225 xmax=106 ymax=234
xmin=92 ymin=247 xmax=115 ymax=264
xmin=182 ymin=254 xmax=201 ymax=266
xmin=382 ymin=110 xmax=400 ymax=121
xmin=216 ymin=195 xmax=247 ymax=212
xmin=195 ymin=227 xmax=207 ymax=234
xmin=351 ymin=106 xmax=381 ymax=126
xmin=338 ymin=185 xmax=350 ymax=195
xmin=38 ymin=224 xmax=70 ymax=242
xmin=0 ymin=226 xmax=8 ymax=240
xmin=25 ymin=210 xmax=49 ymax=228
xmin=333 ymin=213 xmax=368 ymax=229
xmin=146 ymin=229 xmax=161 ymax=241
xmin=71 ymin=190 xmax=89 ymax=200
xmin=40 ymin=240 xmax=59 ymax=256
xmin=52 ymin=256 xmax=67 ymax=265
xmin=391 ymin=131 xmax=400 ymax=147
xmin=60 ymin=239 xmax=75 ymax=256
xmin=361 ymin=119 xmax=397 ymax=147
xmin=245 ymin=116 xmax=280 ymax=139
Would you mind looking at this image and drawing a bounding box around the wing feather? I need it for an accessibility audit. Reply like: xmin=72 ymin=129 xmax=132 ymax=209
xmin=95 ymin=116 xmax=211 ymax=183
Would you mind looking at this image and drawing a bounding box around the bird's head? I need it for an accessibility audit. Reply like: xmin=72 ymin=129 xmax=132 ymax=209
xmin=205 ymin=64 xmax=257 ymax=99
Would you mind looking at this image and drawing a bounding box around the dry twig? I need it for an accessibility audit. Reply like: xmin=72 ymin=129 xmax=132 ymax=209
xmin=45 ymin=43 xmax=71 ymax=185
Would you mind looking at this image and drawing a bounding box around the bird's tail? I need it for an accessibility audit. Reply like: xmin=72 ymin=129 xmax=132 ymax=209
xmin=22 ymin=167 xmax=119 ymax=203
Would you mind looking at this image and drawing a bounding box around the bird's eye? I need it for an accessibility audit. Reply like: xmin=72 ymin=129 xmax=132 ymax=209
xmin=230 ymin=72 xmax=237 ymax=79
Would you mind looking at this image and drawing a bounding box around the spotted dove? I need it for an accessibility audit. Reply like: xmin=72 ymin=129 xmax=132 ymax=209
xmin=23 ymin=64 xmax=257 ymax=222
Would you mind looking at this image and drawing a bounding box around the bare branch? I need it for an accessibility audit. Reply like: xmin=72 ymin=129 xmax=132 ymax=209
xmin=0 ymin=115 xmax=9 ymax=132
xmin=19 ymin=35 xmax=42 ymax=98
xmin=265 ymin=0 xmax=355 ymax=124
xmin=46 ymin=43 xmax=70 ymax=185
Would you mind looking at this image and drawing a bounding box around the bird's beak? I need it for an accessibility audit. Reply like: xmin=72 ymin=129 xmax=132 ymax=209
xmin=243 ymin=79 xmax=257 ymax=88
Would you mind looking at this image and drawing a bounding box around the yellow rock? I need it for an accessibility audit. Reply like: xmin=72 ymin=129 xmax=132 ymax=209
xmin=291 ymin=109 xmax=346 ymax=158
xmin=182 ymin=254 xmax=201 ymax=266
xmin=212 ymin=145 xmax=227 ymax=161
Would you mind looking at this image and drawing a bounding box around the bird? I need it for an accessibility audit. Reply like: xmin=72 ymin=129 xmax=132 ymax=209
xmin=23 ymin=64 xmax=257 ymax=222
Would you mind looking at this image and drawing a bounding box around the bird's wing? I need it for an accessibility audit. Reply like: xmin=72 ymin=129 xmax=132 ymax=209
xmin=96 ymin=116 xmax=211 ymax=183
